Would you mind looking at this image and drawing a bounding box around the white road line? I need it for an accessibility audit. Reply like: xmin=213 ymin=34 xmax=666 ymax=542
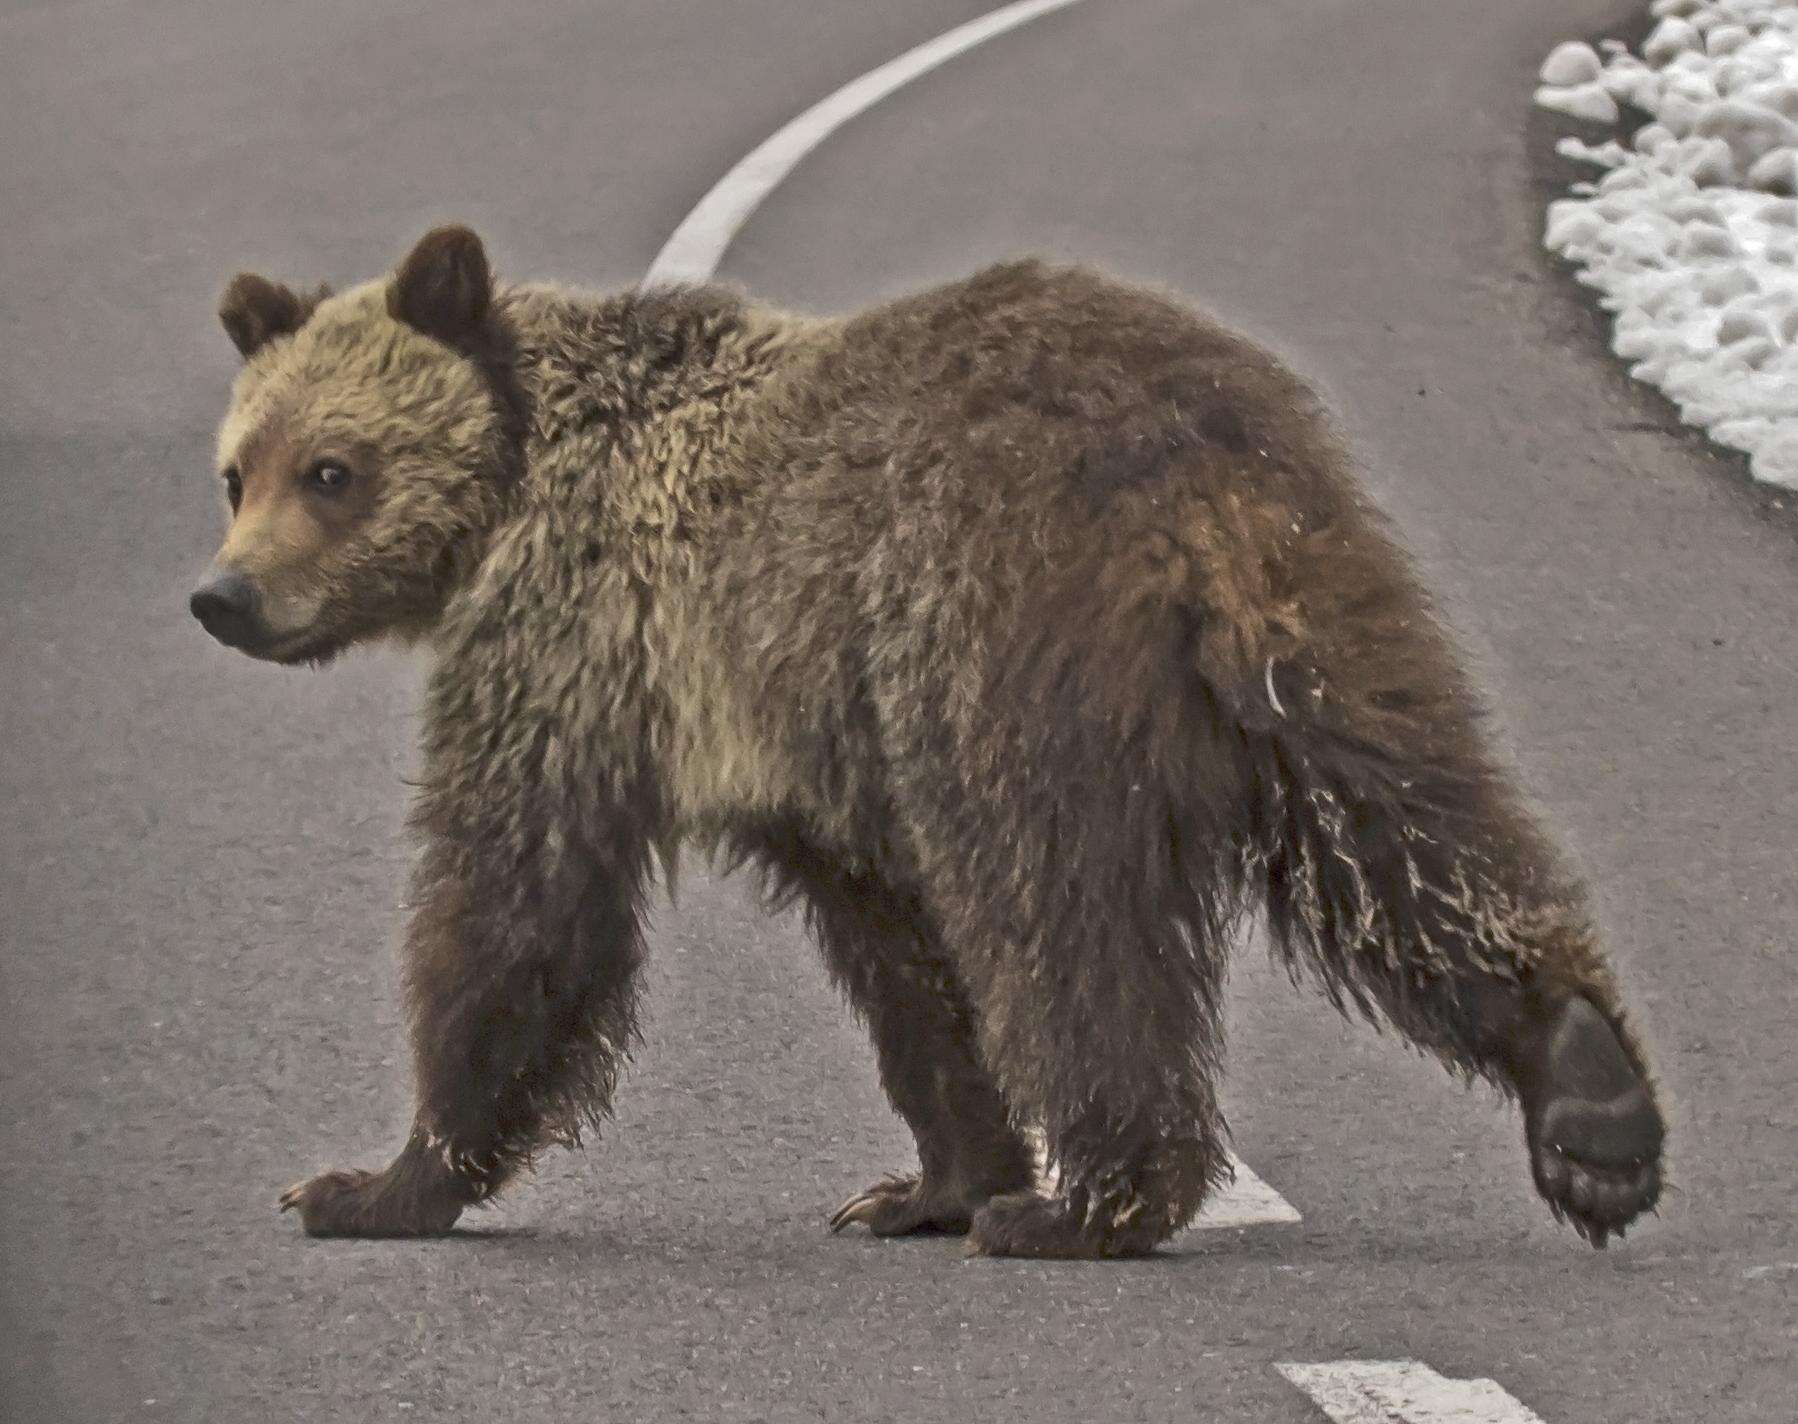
xmin=1277 ymin=1361 xmax=1548 ymax=1424
xmin=1197 ymin=1153 xmax=1302 ymax=1230
xmin=641 ymin=0 xmax=1087 ymax=288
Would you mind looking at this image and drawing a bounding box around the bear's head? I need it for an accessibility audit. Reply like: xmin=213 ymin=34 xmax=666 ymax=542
xmin=192 ymin=225 xmax=518 ymax=665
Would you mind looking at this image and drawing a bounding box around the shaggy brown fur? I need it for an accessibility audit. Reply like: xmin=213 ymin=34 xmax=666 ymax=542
xmin=198 ymin=227 xmax=1664 ymax=1258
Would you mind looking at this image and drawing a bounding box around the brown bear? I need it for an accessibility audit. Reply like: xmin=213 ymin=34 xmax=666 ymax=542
xmin=192 ymin=225 xmax=1663 ymax=1258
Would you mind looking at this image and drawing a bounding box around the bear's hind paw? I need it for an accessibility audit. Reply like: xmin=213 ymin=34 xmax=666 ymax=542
xmin=1524 ymin=997 xmax=1665 ymax=1250
xmin=965 ymin=1190 xmax=1161 ymax=1260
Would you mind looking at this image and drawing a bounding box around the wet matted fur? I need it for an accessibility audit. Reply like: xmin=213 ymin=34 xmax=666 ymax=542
xmin=199 ymin=227 xmax=1664 ymax=1258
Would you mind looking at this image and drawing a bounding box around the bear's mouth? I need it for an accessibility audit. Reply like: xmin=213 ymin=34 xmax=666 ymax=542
xmin=255 ymin=626 xmax=346 ymax=668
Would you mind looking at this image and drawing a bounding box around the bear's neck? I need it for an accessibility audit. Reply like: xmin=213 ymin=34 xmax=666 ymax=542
xmin=498 ymin=281 xmax=812 ymax=482
xmin=440 ymin=281 xmax=816 ymax=615
xmin=471 ymin=281 xmax=813 ymax=556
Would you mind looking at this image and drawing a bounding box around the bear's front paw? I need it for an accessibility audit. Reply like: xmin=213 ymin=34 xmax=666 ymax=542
xmin=1524 ymin=997 xmax=1664 ymax=1250
xmin=278 ymin=1163 xmax=465 ymax=1239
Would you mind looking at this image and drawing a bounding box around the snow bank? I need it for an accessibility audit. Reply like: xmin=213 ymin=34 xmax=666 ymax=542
xmin=1537 ymin=0 xmax=1798 ymax=488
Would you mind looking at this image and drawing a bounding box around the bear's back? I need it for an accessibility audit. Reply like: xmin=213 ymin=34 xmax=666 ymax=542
xmin=668 ymin=262 xmax=1365 ymax=861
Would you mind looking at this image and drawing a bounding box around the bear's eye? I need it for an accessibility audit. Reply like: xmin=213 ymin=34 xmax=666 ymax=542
xmin=221 ymin=466 xmax=242 ymax=513
xmin=306 ymin=459 xmax=353 ymax=493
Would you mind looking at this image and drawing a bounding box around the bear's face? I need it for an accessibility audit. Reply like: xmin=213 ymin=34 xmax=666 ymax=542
xmin=193 ymin=227 xmax=509 ymax=665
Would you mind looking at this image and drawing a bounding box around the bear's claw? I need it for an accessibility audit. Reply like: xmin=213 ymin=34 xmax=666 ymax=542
xmin=279 ymin=1161 xmax=466 ymax=1238
xmin=829 ymin=1172 xmax=978 ymax=1237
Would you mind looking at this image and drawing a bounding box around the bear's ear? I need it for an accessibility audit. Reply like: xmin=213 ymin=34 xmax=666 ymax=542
xmin=388 ymin=225 xmax=492 ymax=344
xmin=219 ymin=274 xmax=326 ymax=359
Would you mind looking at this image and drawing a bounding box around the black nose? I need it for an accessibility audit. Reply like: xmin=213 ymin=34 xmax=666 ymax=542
xmin=189 ymin=571 xmax=260 ymax=647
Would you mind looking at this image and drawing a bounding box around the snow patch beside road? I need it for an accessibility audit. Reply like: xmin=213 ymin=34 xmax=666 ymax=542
xmin=1537 ymin=0 xmax=1798 ymax=489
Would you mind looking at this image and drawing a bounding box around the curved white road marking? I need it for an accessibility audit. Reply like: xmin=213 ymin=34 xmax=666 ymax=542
xmin=647 ymin=0 xmax=1302 ymax=1233
xmin=1279 ymin=1361 xmax=1548 ymax=1424
xmin=642 ymin=0 xmax=1087 ymax=288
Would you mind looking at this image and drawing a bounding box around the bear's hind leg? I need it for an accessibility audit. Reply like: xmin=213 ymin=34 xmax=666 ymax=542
xmin=1249 ymin=665 xmax=1665 ymax=1246
xmin=953 ymin=896 xmax=1236 ymax=1259
xmin=755 ymin=831 xmax=1035 ymax=1238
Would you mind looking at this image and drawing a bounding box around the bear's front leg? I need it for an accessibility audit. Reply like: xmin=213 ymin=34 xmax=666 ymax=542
xmin=277 ymin=719 xmax=654 ymax=1240
xmin=280 ymin=1128 xmax=479 ymax=1237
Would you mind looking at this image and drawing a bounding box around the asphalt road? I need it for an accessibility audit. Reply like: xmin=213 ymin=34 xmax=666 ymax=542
xmin=3 ymin=1 xmax=1795 ymax=1420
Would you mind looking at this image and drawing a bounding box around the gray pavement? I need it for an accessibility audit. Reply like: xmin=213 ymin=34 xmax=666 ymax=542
xmin=2 ymin=1 xmax=1794 ymax=1420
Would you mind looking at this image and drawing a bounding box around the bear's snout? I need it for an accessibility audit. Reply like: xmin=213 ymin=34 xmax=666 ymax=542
xmin=190 ymin=570 xmax=262 ymax=649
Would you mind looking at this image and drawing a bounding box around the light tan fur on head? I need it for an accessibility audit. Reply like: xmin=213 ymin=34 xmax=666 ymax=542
xmin=204 ymin=230 xmax=513 ymax=664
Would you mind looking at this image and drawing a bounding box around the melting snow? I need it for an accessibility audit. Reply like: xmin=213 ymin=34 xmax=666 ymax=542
xmin=1537 ymin=0 xmax=1798 ymax=488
